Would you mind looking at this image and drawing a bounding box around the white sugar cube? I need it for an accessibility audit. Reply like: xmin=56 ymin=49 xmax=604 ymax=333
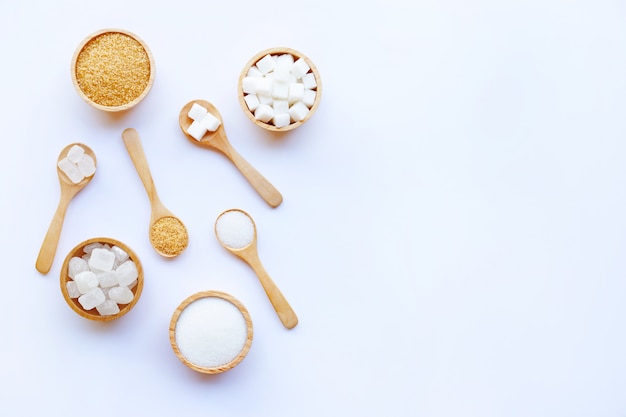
xmin=272 ymin=81 xmax=289 ymax=99
xmin=258 ymin=94 xmax=273 ymax=105
xmin=273 ymin=113 xmax=291 ymax=128
xmin=108 ymin=286 xmax=134 ymax=304
xmin=67 ymin=145 xmax=85 ymax=163
xmin=247 ymin=66 xmax=263 ymax=77
xmin=111 ymin=245 xmax=129 ymax=265
xmin=66 ymin=281 xmax=80 ymax=298
xmin=116 ymin=260 xmax=138 ymax=287
xmin=242 ymin=76 xmax=260 ymax=94
xmin=188 ymin=103 xmax=208 ymax=121
xmin=276 ymin=53 xmax=294 ymax=65
xmin=303 ymin=89 xmax=316 ymax=107
xmin=289 ymin=101 xmax=309 ymax=122
xmin=200 ymin=112 xmax=221 ymax=132
xmin=83 ymin=242 xmax=103 ymax=254
xmin=244 ymin=94 xmax=260 ymax=111
xmin=256 ymin=54 xmax=276 ymax=74
xmin=97 ymin=271 xmax=118 ymax=288
xmin=76 ymin=154 xmax=96 ymax=178
xmin=78 ymin=287 xmax=106 ymax=310
xmin=273 ymin=61 xmax=292 ymax=82
xmin=74 ymin=270 xmax=99 ymax=294
xmin=187 ymin=120 xmax=207 ymax=141
xmin=88 ymin=248 xmax=115 ymax=272
xmin=96 ymin=299 xmax=120 ymax=316
xmin=256 ymin=77 xmax=273 ymax=96
xmin=58 ymin=157 xmax=84 ymax=184
xmin=302 ymin=72 xmax=317 ymax=89
xmin=288 ymin=82 xmax=305 ymax=103
xmin=254 ymin=104 xmax=274 ymax=123
xmin=68 ymin=256 xmax=89 ymax=279
xmin=292 ymin=58 xmax=310 ymax=79
xmin=273 ymin=100 xmax=289 ymax=114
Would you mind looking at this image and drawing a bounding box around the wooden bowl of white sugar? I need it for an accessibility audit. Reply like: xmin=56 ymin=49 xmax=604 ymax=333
xmin=169 ymin=291 xmax=253 ymax=374
xmin=60 ymin=237 xmax=144 ymax=322
xmin=238 ymin=47 xmax=322 ymax=132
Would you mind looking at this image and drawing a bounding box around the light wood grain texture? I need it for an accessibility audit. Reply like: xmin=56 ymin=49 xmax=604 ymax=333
xmin=60 ymin=237 xmax=144 ymax=322
xmin=179 ymin=100 xmax=283 ymax=208
xmin=122 ymin=128 xmax=188 ymax=257
xmin=237 ymin=47 xmax=322 ymax=132
xmin=215 ymin=209 xmax=298 ymax=329
xmin=70 ymin=28 xmax=155 ymax=112
xmin=169 ymin=290 xmax=253 ymax=374
xmin=35 ymin=143 xmax=96 ymax=274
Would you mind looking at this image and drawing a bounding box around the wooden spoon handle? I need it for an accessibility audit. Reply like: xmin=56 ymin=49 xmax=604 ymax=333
xmin=122 ymin=128 xmax=159 ymax=204
xmin=35 ymin=195 xmax=72 ymax=274
xmin=221 ymin=143 xmax=283 ymax=208
xmin=246 ymin=255 xmax=298 ymax=329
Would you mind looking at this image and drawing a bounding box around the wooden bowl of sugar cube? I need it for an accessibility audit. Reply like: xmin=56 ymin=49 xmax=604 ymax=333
xmin=238 ymin=47 xmax=322 ymax=132
xmin=60 ymin=237 xmax=144 ymax=322
xmin=71 ymin=29 xmax=155 ymax=112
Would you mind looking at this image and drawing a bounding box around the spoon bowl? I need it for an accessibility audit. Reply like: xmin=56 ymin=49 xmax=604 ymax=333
xmin=36 ymin=143 xmax=97 ymax=274
xmin=122 ymin=128 xmax=188 ymax=257
xmin=179 ymin=100 xmax=283 ymax=208
xmin=215 ymin=208 xmax=298 ymax=329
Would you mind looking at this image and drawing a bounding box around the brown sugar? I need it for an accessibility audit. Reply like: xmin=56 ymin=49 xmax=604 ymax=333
xmin=75 ymin=32 xmax=151 ymax=107
xmin=150 ymin=216 xmax=188 ymax=256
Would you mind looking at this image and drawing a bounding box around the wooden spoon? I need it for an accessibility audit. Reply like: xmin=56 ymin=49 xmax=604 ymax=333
xmin=122 ymin=128 xmax=188 ymax=257
xmin=215 ymin=209 xmax=298 ymax=329
xmin=36 ymin=143 xmax=97 ymax=274
xmin=179 ymin=100 xmax=283 ymax=208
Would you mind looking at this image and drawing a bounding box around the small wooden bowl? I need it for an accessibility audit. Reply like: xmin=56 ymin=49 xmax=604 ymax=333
xmin=71 ymin=29 xmax=155 ymax=112
xmin=238 ymin=47 xmax=322 ymax=132
xmin=60 ymin=237 xmax=144 ymax=322
xmin=169 ymin=291 xmax=253 ymax=374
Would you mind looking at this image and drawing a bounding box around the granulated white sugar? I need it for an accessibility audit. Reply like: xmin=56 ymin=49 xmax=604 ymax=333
xmin=175 ymin=296 xmax=248 ymax=368
xmin=215 ymin=210 xmax=255 ymax=249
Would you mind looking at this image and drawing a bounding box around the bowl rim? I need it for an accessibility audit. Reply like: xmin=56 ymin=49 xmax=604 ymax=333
xmin=169 ymin=290 xmax=254 ymax=374
xmin=237 ymin=46 xmax=322 ymax=132
xmin=60 ymin=237 xmax=144 ymax=322
xmin=70 ymin=28 xmax=155 ymax=112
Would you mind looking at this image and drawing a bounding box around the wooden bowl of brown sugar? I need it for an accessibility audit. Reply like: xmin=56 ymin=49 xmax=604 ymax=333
xmin=71 ymin=29 xmax=155 ymax=112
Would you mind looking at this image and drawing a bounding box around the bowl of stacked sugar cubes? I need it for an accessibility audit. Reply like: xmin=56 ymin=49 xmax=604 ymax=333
xmin=60 ymin=237 xmax=144 ymax=321
xmin=238 ymin=47 xmax=321 ymax=132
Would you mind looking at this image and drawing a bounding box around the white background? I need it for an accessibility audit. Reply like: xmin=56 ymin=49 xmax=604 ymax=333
xmin=1 ymin=0 xmax=626 ymax=416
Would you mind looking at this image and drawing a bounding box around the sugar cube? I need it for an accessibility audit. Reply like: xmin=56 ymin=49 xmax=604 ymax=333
xmin=97 ymin=271 xmax=118 ymax=288
xmin=273 ymin=61 xmax=292 ymax=82
xmin=76 ymin=154 xmax=96 ymax=178
xmin=273 ymin=113 xmax=291 ymax=128
xmin=289 ymin=101 xmax=309 ymax=122
xmin=254 ymin=104 xmax=274 ymax=123
xmin=96 ymin=299 xmax=120 ymax=316
xmin=256 ymin=77 xmax=273 ymax=97
xmin=258 ymin=94 xmax=273 ymax=105
xmin=58 ymin=157 xmax=84 ymax=184
xmin=276 ymin=53 xmax=294 ymax=65
xmin=68 ymin=256 xmax=89 ymax=279
xmin=272 ymin=81 xmax=289 ymax=100
xmin=187 ymin=120 xmax=207 ymax=141
xmin=67 ymin=145 xmax=85 ymax=163
xmin=108 ymin=286 xmax=134 ymax=304
xmin=302 ymin=72 xmax=317 ymax=89
xmin=88 ymin=248 xmax=116 ymax=272
xmin=75 ymin=270 xmax=99 ymax=294
xmin=288 ymin=82 xmax=305 ymax=103
xmin=256 ymin=54 xmax=276 ymax=74
xmin=247 ymin=66 xmax=263 ymax=77
xmin=244 ymin=94 xmax=260 ymax=111
xmin=116 ymin=260 xmax=138 ymax=287
xmin=273 ymin=100 xmax=289 ymax=114
xmin=303 ymin=89 xmax=316 ymax=107
xmin=188 ymin=103 xmax=208 ymax=121
xmin=66 ymin=281 xmax=80 ymax=298
xmin=200 ymin=112 xmax=221 ymax=132
xmin=292 ymin=58 xmax=310 ymax=79
xmin=78 ymin=288 xmax=106 ymax=310
xmin=242 ymin=76 xmax=260 ymax=94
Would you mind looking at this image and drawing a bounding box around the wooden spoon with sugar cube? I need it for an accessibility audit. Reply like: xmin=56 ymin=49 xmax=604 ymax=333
xmin=178 ymin=100 xmax=283 ymax=208
xmin=36 ymin=143 xmax=97 ymax=274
